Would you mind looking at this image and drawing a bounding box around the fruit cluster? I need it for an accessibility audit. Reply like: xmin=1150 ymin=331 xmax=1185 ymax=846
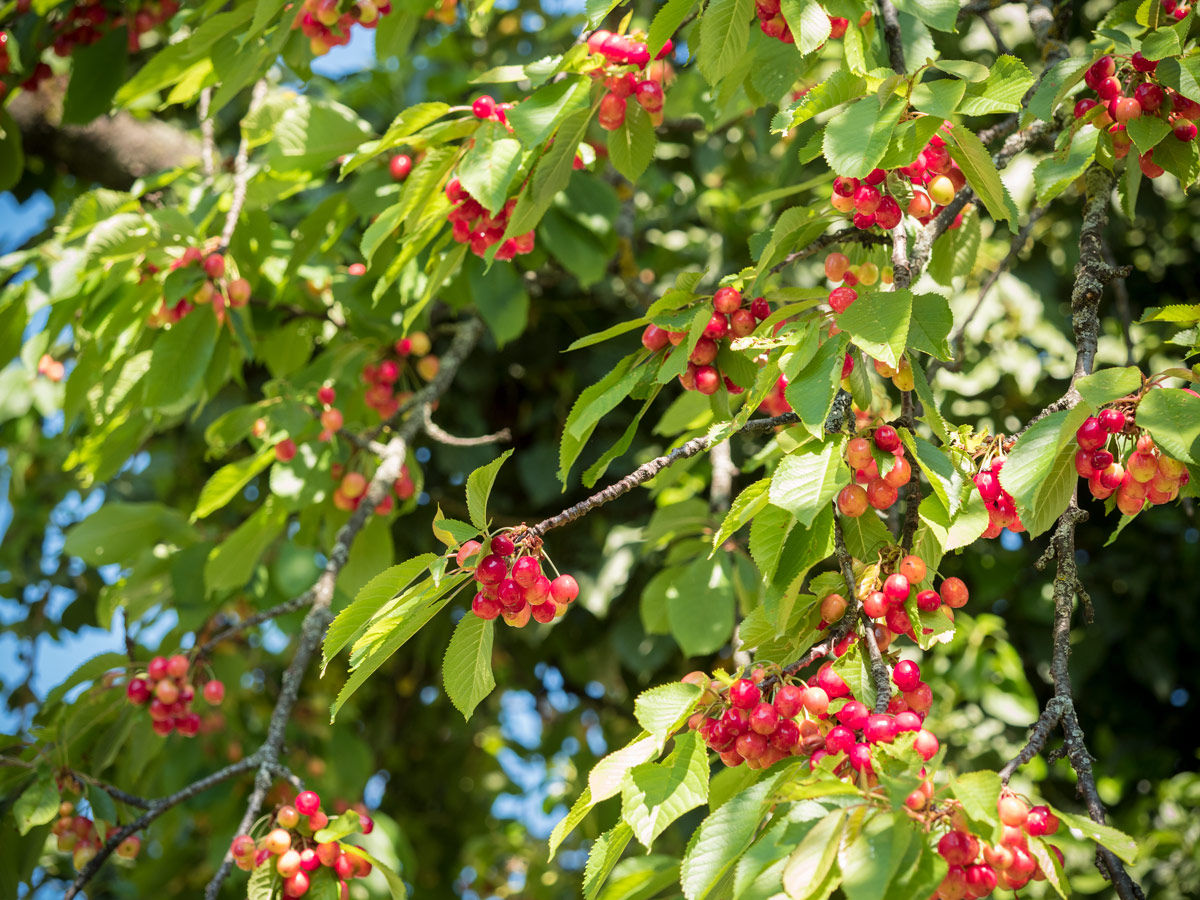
xmin=1073 ymin=52 xmax=1199 ymax=179
xmin=829 ymin=129 xmax=968 ymax=231
xmin=124 ymin=654 xmax=224 ymax=737
xmin=640 ymin=286 xmax=770 ymax=396
xmin=0 ymin=2 xmax=177 ymax=99
xmin=1075 ymin=412 xmax=1188 ymax=514
xmin=751 ymin=4 xmax=856 ymax=45
xmin=585 ymin=29 xmax=673 ymax=130
xmin=686 ymin=663 xmax=940 ymax=774
xmin=328 ymin=461 xmax=416 ymax=515
xmin=147 ymin=249 xmax=252 ymax=329
xmin=297 ymin=0 xmax=391 ymax=56
xmin=973 ymin=456 xmax=1025 ymax=539
xmin=930 ymin=794 xmax=1063 ymax=896
xmin=37 ymin=354 xmax=66 ymax=382
xmin=459 ymin=532 xmax=579 ymax=627
xmin=444 ymin=177 xmax=536 ymax=260
xmin=230 ymin=790 xmax=374 ymax=898
xmin=836 ymin=426 xmax=912 ymax=516
xmin=52 ymin=802 xmax=142 ymax=871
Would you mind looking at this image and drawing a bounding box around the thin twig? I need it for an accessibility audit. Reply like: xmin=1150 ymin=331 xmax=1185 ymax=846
xmin=769 ymin=228 xmax=891 ymax=275
xmin=709 ymin=440 xmax=736 ymax=514
xmin=217 ymin=79 xmax=268 ymax=254
xmin=833 ymin=516 xmax=890 ymax=712
xmin=198 ymin=87 xmax=216 ymax=184
xmin=422 ymin=406 xmax=512 ymax=447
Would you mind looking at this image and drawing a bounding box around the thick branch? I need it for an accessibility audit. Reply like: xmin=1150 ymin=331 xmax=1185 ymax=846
xmin=833 ymin=516 xmax=891 ymax=712
xmin=877 ymin=0 xmax=907 ymax=74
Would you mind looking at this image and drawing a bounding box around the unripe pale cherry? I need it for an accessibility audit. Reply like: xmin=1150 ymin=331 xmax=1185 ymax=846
xmin=831 ymin=191 xmax=856 ymax=212
xmin=846 ymin=436 xmax=872 ymax=469
xmin=597 ymin=93 xmax=626 ymax=130
xmin=899 ymin=554 xmax=926 ymax=584
xmin=819 ymin=591 xmax=848 ymax=622
xmin=927 ymin=174 xmax=956 ymax=206
xmin=1114 ymin=97 xmax=1142 ymax=123
xmin=1128 ymin=451 xmax=1158 ymax=482
xmin=837 ymin=484 xmax=868 ymax=517
xmin=155 ymin=679 xmax=179 ymax=704
xmin=998 ymin=793 xmax=1029 ymax=826
xmin=265 ymin=828 xmax=292 ymax=855
xmin=455 ymin=540 xmax=482 ymax=569
xmin=278 ymin=849 xmax=303 ymax=877
xmin=866 ymin=478 xmax=898 ymax=510
xmin=825 ymin=252 xmax=850 ymax=281
xmin=801 ymin=685 xmax=830 ymax=716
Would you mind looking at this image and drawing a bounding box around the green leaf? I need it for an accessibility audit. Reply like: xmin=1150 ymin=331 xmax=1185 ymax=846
xmin=590 ymin=733 xmax=661 ymax=802
xmin=597 ymin=857 xmax=681 ymax=900
xmin=508 ymin=77 xmax=590 ymax=148
xmin=749 ymin=504 xmax=796 ymax=582
xmin=608 ymin=103 xmax=657 ymax=183
xmin=780 ymin=0 xmax=831 ymax=56
xmin=713 ymin=477 xmax=772 ymax=551
xmin=650 ymin=0 xmax=698 ymax=55
xmin=957 ymin=55 xmax=1035 ymax=115
xmin=247 ymin=860 xmax=276 ymax=900
xmin=769 ymin=438 xmax=848 ymax=527
xmin=268 ymin=98 xmax=373 ymax=172
xmin=1157 ymin=55 xmax=1200 ymax=104
xmin=143 ymin=312 xmax=219 ymax=409
xmin=14 ymin=771 xmax=59 ymax=835
xmin=836 ymin=289 xmax=913 ymax=368
xmin=683 ymin=774 xmax=789 ymax=900
xmin=1134 ymin=387 xmax=1200 ymax=464
xmin=911 ymin=79 xmax=966 ymax=120
xmin=698 ymin=0 xmax=754 ymax=85
xmin=668 ymin=556 xmax=736 ymax=656
xmin=999 ymin=409 xmax=1082 ymax=536
xmin=192 ymin=450 xmax=275 ymax=521
xmin=585 ymin=823 xmax=635 ymax=900
xmin=443 ymin=613 xmax=496 ymax=720
xmin=1075 ymin=366 xmax=1143 ymax=408
xmin=783 ymin=335 xmax=850 ymax=437
xmin=634 ymin=682 xmax=702 ymax=744
xmin=458 ymin=123 xmax=523 ymax=216
xmin=323 ymin=554 xmax=438 ymax=670
xmin=204 ymin=497 xmax=288 ymax=595
xmin=752 ymin=207 xmax=831 ymax=288
xmin=341 ymin=102 xmax=452 ymax=176
xmin=1034 ymin=127 xmax=1099 ymax=205
xmin=349 ymin=849 xmax=408 ymax=900
xmin=1126 ymin=114 xmax=1172 ymax=154
xmin=65 ymin=502 xmax=195 ymax=565
xmin=891 ymin=0 xmax=957 ymax=32
xmin=823 ymin=95 xmax=906 ymax=178
xmin=907 ymin=292 xmax=953 ymax=359
xmin=783 ymin=809 xmax=845 ymax=900
xmin=1141 ymin=16 xmax=1190 ymax=60
xmin=1053 ymin=810 xmax=1139 ymax=864
xmin=622 ymin=731 xmax=711 ymax=848
xmin=839 ymin=811 xmax=910 ymax=900
xmin=312 ymin=810 xmax=363 ymax=843
xmin=466 ymin=450 xmax=515 ymax=531
xmin=951 ymin=770 xmax=1002 ymax=827
xmin=549 ymin=786 xmax=594 ymax=859
xmin=468 ymin=254 xmax=531 ymax=346
xmin=62 ymin=27 xmax=129 ymax=124
xmin=1027 ymin=54 xmax=1100 ymax=123
xmin=775 ymin=68 xmax=865 ymax=132
xmin=945 ymin=127 xmax=1020 ymax=228
xmin=505 ymin=108 xmax=591 ymax=239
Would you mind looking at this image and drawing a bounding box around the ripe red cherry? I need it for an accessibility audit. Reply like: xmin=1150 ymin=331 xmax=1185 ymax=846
xmin=689 ymin=337 xmax=718 ymax=366
xmin=816 ymin=664 xmax=850 ymax=699
xmin=1176 ymin=121 xmax=1199 ymax=142
xmin=828 ymin=286 xmax=857 ymax=313
xmin=472 ymin=593 xmax=502 ymax=619
xmin=916 ymin=588 xmax=941 ymax=612
xmin=974 ymin=470 xmax=1001 ymax=501
xmin=641 ymin=324 xmax=669 ymax=351
xmin=472 ymin=95 xmax=497 ymax=118
xmin=939 ymin=830 xmax=973 ymax=865
xmin=721 ymin=706 xmax=750 ymax=735
xmin=883 ymin=573 xmax=910 ymax=601
xmin=905 ymin=682 xmax=933 ymax=713
xmin=203 ymin=680 xmax=225 ymax=704
xmin=1133 ymin=82 xmax=1164 ymax=112
xmin=1075 ymin=416 xmax=1107 ymax=450
xmin=773 ymin=684 xmax=803 ymax=718
xmin=490 ymin=533 xmax=515 ymax=556
xmin=730 ymin=308 xmax=756 ymax=337
xmin=126 ymin=678 xmax=151 ymax=704
xmin=894 ymin=711 xmax=922 ymax=732
xmin=713 ymin=286 xmax=741 ymax=313
xmin=511 ymin=556 xmax=542 ymax=587
xmin=1113 ymin=97 xmax=1142 ymax=122
xmin=893 ymin=659 xmax=921 ymax=692
xmin=875 ymin=195 xmax=902 ymax=229
xmin=694 ymin=365 xmax=721 ymax=395
xmin=295 ymin=791 xmax=321 ymax=816
xmin=863 ymin=590 xmax=888 ymax=618
xmin=846 ymin=436 xmax=873 ymax=469
xmin=1074 ymin=97 xmax=1098 ymax=119
xmin=836 ymin=700 xmax=869 ymax=731
xmin=873 ymin=425 xmax=900 ymax=452
xmin=203 ymin=253 xmax=226 ymax=278
xmin=148 ymin=656 xmax=169 ymax=680
xmin=389 ymin=154 xmax=412 ymax=181
xmin=1131 ymin=50 xmax=1157 ymax=73
xmin=749 ymin=702 xmax=779 ymax=735
xmin=729 ymin=678 xmax=762 ymax=709
xmin=853 ymin=184 xmax=881 ymax=214
xmin=750 ymin=296 xmax=770 ymax=319
xmin=832 ymin=175 xmax=859 ymax=197
xmin=940 ymin=576 xmax=969 ymax=608
xmin=703 ymin=312 xmax=729 ymax=340
xmin=824 ymin=725 xmax=855 ymax=754
xmin=863 ymin=714 xmax=897 ymax=743
xmin=966 ymin=864 xmax=998 ymax=896
xmin=1024 ymin=805 xmax=1059 ymax=836
xmin=848 ymin=743 xmax=874 ymax=772
xmin=1140 ymin=150 xmax=1165 ymax=178
xmin=735 ymin=732 xmax=768 ymax=760
xmin=598 ymin=93 xmax=627 ymax=130
xmin=770 ymin=718 xmax=801 ymax=751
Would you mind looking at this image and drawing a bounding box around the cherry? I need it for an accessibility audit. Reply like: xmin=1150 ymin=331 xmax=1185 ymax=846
xmin=729 ymin=678 xmax=762 ymax=709
xmin=1074 ymin=97 xmax=1098 ymax=119
xmin=472 ymin=95 xmax=497 ymax=118
xmin=320 ymin=408 xmax=344 ymax=433
xmin=825 ymin=252 xmax=850 ymax=281
xmin=863 ymin=713 xmax=896 ymax=743
xmin=455 ymin=540 xmax=482 ymax=568
xmin=203 ymin=680 xmax=225 ymax=704
xmin=641 ymin=324 xmax=669 ymax=351
xmin=938 ymin=830 xmax=973 ymax=865
xmin=126 ymin=678 xmax=151 ymax=704
xmin=829 ymin=286 xmax=857 ymax=313
xmin=389 ymin=154 xmax=412 ymax=181
xmin=837 ymin=484 xmax=868 ymax=517
xmin=773 ymin=684 xmax=803 ymax=718
xmin=203 ymin=253 xmax=226 ymax=279
xmin=904 ymin=682 xmax=933 ymax=713
xmin=334 ymin=854 xmax=357 ymax=879
xmin=836 ymin=700 xmax=869 ymax=731
xmin=801 ymin=686 xmax=830 ymax=715
xmin=998 ymin=793 xmax=1029 ymax=827
xmin=1024 ymin=805 xmax=1059 ymax=835
xmin=735 ymin=731 xmax=767 ymax=760
xmin=284 ymin=871 xmax=310 ymax=896
xmin=703 ymin=312 xmax=729 ymax=340
xmin=875 ymin=195 xmax=902 ymax=229
xmin=713 ymin=286 xmax=741 ymax=313
xmin=1176 ymin=121 xmax=1199 ymax=142
xmin=863 ymin=590 xmax=888 ymax=618
xmin=317 ymin=385 xmax=336 ymax=406
xmin=828 ymin=14 xmax=848 ymax=36
xmin=883 ymin=572 xmax=910 ymax=602
xmin=819 ymin=592 xmax=848 ymax=622
xmin=748 ymin=701 xmax=779 ymax=735
xmin=824 ymin=725 xmax=855 ymax=754
xmin=471 ymin=593 xmax=501 ymax=619
xmin=295 ymin=790 xmax=321 ymax=816
xmin=873 ymin=425 xmax=900 ymax=452
xmin=832 ymin=176 xmax=859 ymax=197
xmin=866 ymin=478 xmax=898 ymax=510
xmin=550 ymin=574 xmax=579 ymax=603
xmin=689 ymin=337 xmax=718 ymax=366
xmin=853 ymin=184 xmax=881 ymax=214
xmin=278 ymin=848 xmax=303 ymax=877
xmin=730 ymin=308 xmax=756 ymax=337
xmin=927 ymin=175 xmax=956 ymax=206
xmin=1131 ymin=50 xmax=1157 ymax=73
xmin=815 ymin=664 xmax=849 ymax=699
xmin=846 ymin=437 xmax=873 ymax=469
xmin=694 ymin=365 xmax=720 ymax=395
xmin=750 ymin=296 xmax=770 ymax=319
xmin=914 ymin=589 xmax=940 ymax=612
xmin=511 ymin=556 xmax=542 ymax=587
xmin=893 ymin=659 xmax=921 ymax=692
xmin=908 ymin=190 xmax=933 ymax=217
xmin=770 ymin=718 xmax=801 ymax=751
xmin=148 ymin=656 xmax=169 ymax=681
xmin=848 ymin=742 xmax=874 ymax=772
xmin=940 ymin=576 xmax=968 ymax=608
xmin=490 ymin=533 xmax=515 ymax=556
xmin=852 ymin=211 xmax=876 ymax=229
xmin=894 ymin=711 xmax=922 ymax=732
xmin=155 ymin=679 xmax=179 ymax=704
xmin=531 ymin=602 xmax=556 ymax=623
xmin=597 ymin=93 xmax=627 ymax=130
xmin=265 ymin=828 xmax=292 ymax=855
xmin=1075 ymin=416 xmax=1107 ymax=450
xmin=1139 ymin=150 xmax=1165 ymax=178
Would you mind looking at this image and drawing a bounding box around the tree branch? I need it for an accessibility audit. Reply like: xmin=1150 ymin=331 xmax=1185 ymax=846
xmin=833 ymin=515 xmax=891 ymax=712
xmin=422 ymin=406 xmax=512 ymax=447
xmin=217 ymin=80 xmax=268 ymax=255
xmin=877 ymin=0 xmax=907 ymax=74
xmin=769 ymin=228 xmax=891 ymax=275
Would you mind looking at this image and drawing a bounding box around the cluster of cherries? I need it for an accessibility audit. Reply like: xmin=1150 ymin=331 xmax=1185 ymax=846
xmin=640 ymin=286 xmax=770 ymax=396
xmin=124 ymin=654 xmax=224 ymax=738
xmin=37 ymin=353 xmax=66 ymax=382
xmin=328 ymin=460 xmax=416 ymax=515
xmin=929 ymin=794 xmax=1064 ymax=897
xmin=825 ymin=553 xmax=969 ymax=648
xmin=459 ymin=532 xmax=580 ymax=627
xmin=147 ymin=249 xmax=252 ymax=328
xmin=444 ymin=177 xmax=536 ymax=261
xmin=972 ymin=456 xmax=1025 ymax=539
xmin=686 ymin=661 xmax=939 ymax=774
xmin=1075 ymin=410 xmax=1188 ymax=514
xmin=752 ymin=4 xmax=855 ymax=45
xmin=830 ymin=130 xmax=968 ymax=231
xmin=836 ymin=426 xmax=912 ymax=517
xmin=1162 ymin=0 xmax=1194 ymax=19
xmin=1073 ymin=51 xmax=1200 ymax=179
xmin=0 ymin=1 xmax=178 ymax=99
xmin=297 ymin=0 xmax=391 ymax=56
xmin=52 ymin=801 xmax=142 ymax=872
xmin=231 ymin=790 xmax=373 ymax=898
xmin=585 ymin=30 xmax=672 ymax=130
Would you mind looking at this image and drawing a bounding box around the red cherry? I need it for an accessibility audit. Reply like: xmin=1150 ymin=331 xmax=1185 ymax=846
xmin=893 ymin=660 xmax=921 ymax=692
xmin=828 ymin=286 xmax=857 ymax=313
xmin=126 ymin=678 xmax=151 ymax=704
xmin=694 ymin=365 xmax=721 ymax=395
xmin=148 ymin=656 xmax=169 ymax=680
xmin=836 ymin=700 xmax=869 ymax=731
xmin=702 ymin=312 xmax=730 ymax=340
xmin=750 ymin=296 xmax=770 ymax=320
xmin=203 ymin=680 xmax=225 ymax=705
xmin=863 ymin=714 xmax=896 ymax=743
xmin=490 ymin=533 xmax=515 ymax=556
xmin=713 ymin=286 xmax=741 ymax=313
xmin=511 ymin=556 xmax=542 ymax=587
xmin=472 ymin=593 xmax=502 ymax=619
xmin=894 ymin=711 xmax=922 ymax=732
xmin=1131 ymin=51 xmax=1157 ymax=73
xmin=203 ymin=253 xmax=226 ymax=278
xmin=550 ymin=574 xmax=579 ymax=604
xmin=472 ymin=95 xmax=497 ymax=119
xmin=938 ymin=831 xmax=973 ymax=865
xmin=641 ymin=324 xmax=670 ymax=351
xmin=729 ymin=678 xmax=762 ymax=709
xmin=873 ymin=425 xmax=901 ymax=452
xmin=770 ymin=718 xmax=801 ymax=752
xmin=940 ymin=576 xmax=969 ymax=608
xmin=295 ymin=791 xmax=321 ymax=816
xmin=773 ymin=684 xmax=803 ymax=718
xmin=866 ymin=477 xmax=898 ymax=510
xmin=883 ymin=573 xmax=910 ymax=602
xmin=837 ymin=484 xmax=868 ymax=517
xmin=824 ymin=725 xmax=855 ymax=754
xmin=749 ymin=702 xmax=779 ymax=735
xmin=816 ymin=665 xmax=849 ymax=699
